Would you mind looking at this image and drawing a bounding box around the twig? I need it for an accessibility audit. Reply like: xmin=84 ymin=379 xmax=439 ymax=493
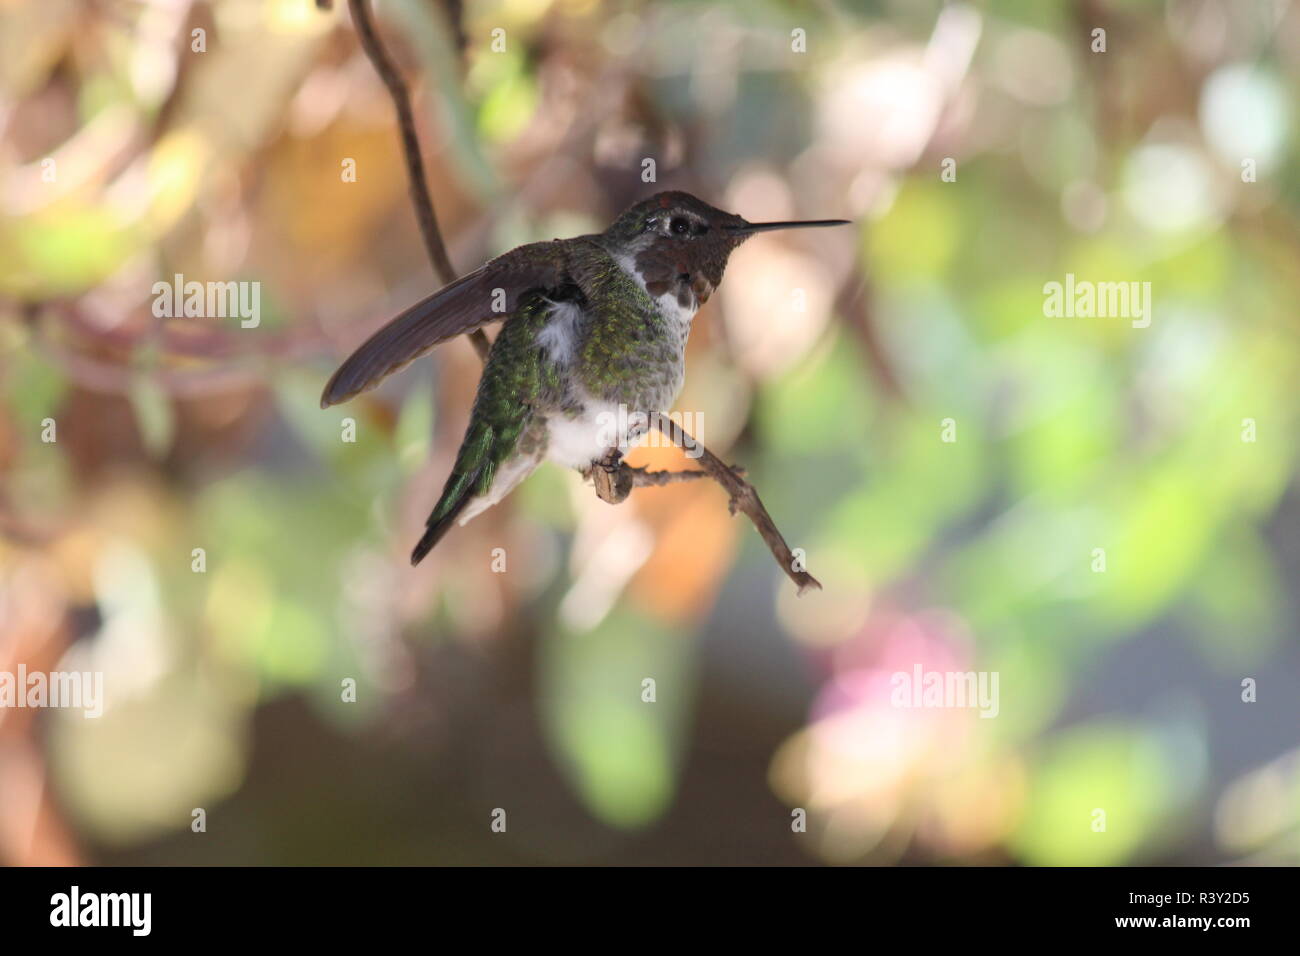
xmin=588 ymin=417 xmax=821 ymax=595
xmin=586 ymin=461 xmax=746 ymax=503
xmin=629 ymin=463 xmax=745 ymax=486
xmin=345 ymin=0 xmax=490 ymax=362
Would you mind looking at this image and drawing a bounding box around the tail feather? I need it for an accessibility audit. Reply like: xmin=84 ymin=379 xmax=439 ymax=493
xmin=410 ymin=423 xmax=496 ymax=565
xmin=410 ymin=484 xmax=476 ymax=565
xmin=406 ymin=306 xmax=538 ymax=564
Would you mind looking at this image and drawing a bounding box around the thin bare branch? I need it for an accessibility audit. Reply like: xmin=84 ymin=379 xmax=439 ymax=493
xmin=586 ymin=461 xmax=747 ymax=504
xmin=587 ymin=418 xmax=821 ymax=595
xmin=345 ymin=0 xmax=490 ymax=362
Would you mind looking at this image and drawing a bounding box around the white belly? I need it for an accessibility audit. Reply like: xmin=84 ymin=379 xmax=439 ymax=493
xmin=544 ymin=397 xmax=654 ymax=469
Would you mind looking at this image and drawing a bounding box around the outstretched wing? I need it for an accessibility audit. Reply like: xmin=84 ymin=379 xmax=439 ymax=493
xmin=320 ymin=239 xmax=582 ymax=408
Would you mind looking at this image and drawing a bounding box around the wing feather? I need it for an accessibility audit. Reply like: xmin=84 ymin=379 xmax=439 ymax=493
xmin=320 ymin=240 xmax=581 ymax=408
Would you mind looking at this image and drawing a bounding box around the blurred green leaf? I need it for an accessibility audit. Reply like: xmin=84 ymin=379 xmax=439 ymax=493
xmin=540 ymin=609 xmax=694 ymax=830
xmin=1014 ymin=721 xmax=1174 ymax=865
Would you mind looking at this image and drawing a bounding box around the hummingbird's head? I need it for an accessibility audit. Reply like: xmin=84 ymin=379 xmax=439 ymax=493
xmin=604 ymin=191 xmax=849 ymax=299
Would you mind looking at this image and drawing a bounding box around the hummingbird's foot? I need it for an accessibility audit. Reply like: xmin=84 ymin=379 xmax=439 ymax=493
xmin=589 ymin=452 xmax=634 ymax=504
xmin=597 ymin=447 xmax=625 ymax=474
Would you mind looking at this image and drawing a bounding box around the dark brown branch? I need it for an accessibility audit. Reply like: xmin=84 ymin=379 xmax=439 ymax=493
xmin=586 ymin=461 xmax=746 ymax=504
xmin=587 ymin=418 xmax=821 ymax=595
xmin=345 ymin=0 xmax=490 ymax=362
xmin=630 ymin=462 xmax=745 ymax=486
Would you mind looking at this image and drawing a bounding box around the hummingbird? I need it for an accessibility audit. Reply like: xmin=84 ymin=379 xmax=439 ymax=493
xmin=321 ymin=191 xmax=849 ymax=565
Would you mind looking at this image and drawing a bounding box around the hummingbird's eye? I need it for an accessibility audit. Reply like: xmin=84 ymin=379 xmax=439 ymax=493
xmin=670 ymin=217 xmax=690 ymax=235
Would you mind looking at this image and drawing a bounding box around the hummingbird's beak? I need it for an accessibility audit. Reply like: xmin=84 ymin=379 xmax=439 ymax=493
xmin=724 ymin=219 xmax=851 ymax=235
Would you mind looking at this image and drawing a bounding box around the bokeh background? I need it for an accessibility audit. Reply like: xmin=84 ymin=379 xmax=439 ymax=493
xmin=2 ymin=0 xmax=1299 ymax=866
